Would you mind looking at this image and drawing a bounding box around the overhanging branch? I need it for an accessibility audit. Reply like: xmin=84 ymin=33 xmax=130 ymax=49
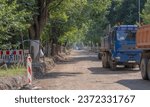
xmin=48 ymin=0 xmax=64 ymax=11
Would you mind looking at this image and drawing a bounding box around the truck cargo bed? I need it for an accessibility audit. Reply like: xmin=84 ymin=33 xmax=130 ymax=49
xmin=136 ymin=25 xmax=150 ymax=49
xmin=100 ymin=35 xmax=111 ymax=52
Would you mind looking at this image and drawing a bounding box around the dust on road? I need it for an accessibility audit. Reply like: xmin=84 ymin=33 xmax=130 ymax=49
xmin=33 ymin=50 xmax=150 ymax=90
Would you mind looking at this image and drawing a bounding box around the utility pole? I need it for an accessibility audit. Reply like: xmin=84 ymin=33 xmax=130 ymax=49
xmin=138 ymin=0 xmax=141 ymax=24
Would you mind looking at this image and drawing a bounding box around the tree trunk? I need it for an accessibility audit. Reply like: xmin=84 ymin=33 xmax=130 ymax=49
xmin=28 ymin=0 xmax=53 ymax=61
xmin=51 ymin=21 xmax=60 ymax=56
xmin=45 ymin=41 xmax=52 ymax=57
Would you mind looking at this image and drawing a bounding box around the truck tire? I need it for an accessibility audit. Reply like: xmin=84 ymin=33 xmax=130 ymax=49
xmin=105 ymin=53 xmax=110 ymax=68
xmin=102 ymin=52 xmax=109 ymax=68
xmin=102 ymin=53 xmax=107 ymax=68
xmin=110 ymin=61 xmax=116 ymax=71
xmin=102 ymin=53 xmax=106 ymax=68
xmin=109 ymin=55 xmax=116 ymax=71
xmin=140 ymin=58 xmax=148 ymax=80
xmin=98 ymin=53 xmax=101 ymax=60
xmin=147 ymin=59 xmax=150 ymax=80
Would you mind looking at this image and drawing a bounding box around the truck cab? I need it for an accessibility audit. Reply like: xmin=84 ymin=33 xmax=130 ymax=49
xmin=101 ymin=25 xmax=142 ymax=70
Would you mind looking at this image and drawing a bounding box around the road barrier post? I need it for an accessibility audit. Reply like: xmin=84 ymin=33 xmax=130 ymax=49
xmin=27 ymin=54 xmax=32 ymax=85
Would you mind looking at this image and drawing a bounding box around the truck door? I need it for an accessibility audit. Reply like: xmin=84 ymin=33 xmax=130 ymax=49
xmin=110 ymin=30 xmax=115 ymax=50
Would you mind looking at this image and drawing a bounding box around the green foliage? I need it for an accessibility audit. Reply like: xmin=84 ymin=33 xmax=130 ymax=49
xmin=107 ymin=0 xmax=146 ymax=25
xmin=0 ymin=0 xmax=148 ymax=51
xmin=0 ymin=66 xmax=26 ymax=77
xmin=106 ymin=0 xmax=122 ymax=25
xmin=41 ymin=0 xmax=89 ymax=46
xmin=142 ymin=0 xmax=150 ymax=24
xmin=84 ymin=0 xmax=111 ymax=45
xmin=41 ymin=0 xmax=111 ymax=46
xmin=0 ymin=0 xmax=35 ymax=48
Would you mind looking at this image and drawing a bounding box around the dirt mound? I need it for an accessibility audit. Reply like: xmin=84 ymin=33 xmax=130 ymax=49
xmin=0 ymin=75 xmax=27 ymax=90
xmin=53 ymin=53 xmax=69 ymax=62
xmin=32 ymin=58 xmax=56 ymax=79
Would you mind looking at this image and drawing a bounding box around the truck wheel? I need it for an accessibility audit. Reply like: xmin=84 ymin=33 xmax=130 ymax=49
xmin=98 ymin=53 xmax=101 ymax=60
xmin=147 ymin=59 xmax=150 ymax=80
xmin=102 ymin=54 xmax=106 ymax=68
xmin=110 ymin=60 xmax=116 ymax=71
xmin=102 ymin=52 xmax=109 ymax=68
xmin=111 ymin=62 xmax=116 ymax=71
xmin=108 ymin=54 xmax=116 ymax=70
xmin=105 ymin=53 xmax=110 ymax=68
xmin=140 ymin=58 xmax=148 ymax=80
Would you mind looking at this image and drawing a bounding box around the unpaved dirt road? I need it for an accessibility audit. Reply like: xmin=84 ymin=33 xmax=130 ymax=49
xmin=34 ymin=50 xmax=150 ymax=90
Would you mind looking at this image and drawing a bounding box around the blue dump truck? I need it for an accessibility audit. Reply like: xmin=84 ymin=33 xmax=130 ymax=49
xmin=100 ymin=25 xmax=142 ymax=70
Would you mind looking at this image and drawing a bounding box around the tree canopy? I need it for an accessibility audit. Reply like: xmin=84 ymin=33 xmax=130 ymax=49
xmin=0 ymin=0 xmax=149 ymax=54
xmin=142 ymin=0 xmax=150 ymax=24
xmin=0 ymin=0 xmax=36 ymax=48
xmin=106 ymin=0 xmax=146 ymax=26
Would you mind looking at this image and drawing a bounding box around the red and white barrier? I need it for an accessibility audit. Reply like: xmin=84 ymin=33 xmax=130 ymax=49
xmin=0 ymin=50 xmax=29 ymax=63
xmin=0 ymin=51 xmax=3 ymax=60
xmin=27 ymin=54 xmax=32 ymax=85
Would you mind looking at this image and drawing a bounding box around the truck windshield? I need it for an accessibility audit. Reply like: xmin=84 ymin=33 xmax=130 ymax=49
xmin=117 ymin=30 xmax=136 ymax=41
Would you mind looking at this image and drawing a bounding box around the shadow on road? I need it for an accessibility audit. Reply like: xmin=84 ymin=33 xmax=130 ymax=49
xmin=42 ymin=72 xmax=82 ymax=79
xmin=57 ymin=56 xmax=99 ymax=65
xmin=71 ymin=56 xmax=99 ymax=62
xmin=88 ymin=67 xmax=140 ymax=75
xmin=117 ymin=79 xmax=150 ymax=90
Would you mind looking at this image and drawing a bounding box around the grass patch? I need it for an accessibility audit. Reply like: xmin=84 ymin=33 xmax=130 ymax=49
xmin=0 ymin=67 xmax=26 ymax=77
